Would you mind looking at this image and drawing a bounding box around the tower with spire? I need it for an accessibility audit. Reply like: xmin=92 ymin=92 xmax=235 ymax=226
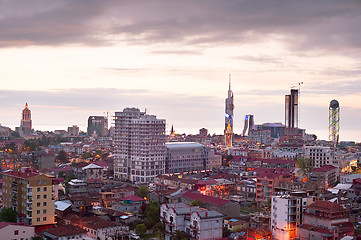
xmin=20 ymin=103 xmax=32 ymax=131
xmin=225 ymin=74 xmax=234 ymax=147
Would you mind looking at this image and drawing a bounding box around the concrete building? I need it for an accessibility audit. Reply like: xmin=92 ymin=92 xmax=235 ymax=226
xmin=310 ymin=165 xmax=338 ymax=189
xmin=297 ymin=201 xmax=354 ymax=240
xmin=271 ymin=194 xmax=315 ymax=240
xmin=160 ymin=203 xmax=223 ymax=240
xmin=0 ymin=222 xmax=35 ymax=240
xmin=2 ymin=168 xmax=55 ymax=226
xmin=114 ymin=108 xmax=166 ymax=183
xmin=285 ymin=89 xmax=298 ymax=129
xmin=165 ymin=142 xmax=221 ymax=174
xmin=340 ymin=174 xmax=361 ymax=184
xmin=304 ymin=146 xmax=341 ymax=169
xmin=67 ymin=125 xmax=79 ymax=137
xmin=87 ymin=116 xmax=108 ymax=137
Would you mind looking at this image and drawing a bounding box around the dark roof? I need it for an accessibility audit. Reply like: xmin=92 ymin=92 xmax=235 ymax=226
xmin=312 ymin=165 xmax=337 ymax=172
xmin=298 ymin=223 xmax=333 ymax=234
xmin=81 ymin=216 xmax=122 ymax=230
xmin=45 ymin=225 xmax=86 ymax=237
xmin=71 ymin=162 xmax=89 ymax=169
xmin=182 ymin=191 xmax=230 ymax=207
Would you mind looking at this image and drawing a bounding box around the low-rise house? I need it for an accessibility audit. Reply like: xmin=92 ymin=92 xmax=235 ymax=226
xmin=113 ymin=195 xmax=145 ymax=213
xmin=181 ymin=191 xmax=240 ymax=218
xmin=161 ymin=203 xmax=223 ymax=240
xmin=0 ymin=222 xmax=34 ymax=240
xmin=42 ymin=225 xmax=87 ymax=240
xmin=224 ymin=218 xmax=249 ymax=232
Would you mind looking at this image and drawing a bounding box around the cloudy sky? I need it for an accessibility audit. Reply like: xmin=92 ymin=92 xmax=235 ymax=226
xmin=1 ymin=0 xmax=361 ymax=141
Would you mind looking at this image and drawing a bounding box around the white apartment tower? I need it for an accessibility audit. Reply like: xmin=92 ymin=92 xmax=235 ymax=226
xmin=114 ymin=108 xmax=166 ymax=183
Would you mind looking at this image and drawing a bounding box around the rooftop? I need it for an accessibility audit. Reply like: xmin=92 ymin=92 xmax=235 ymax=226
xmin=182 ymin=191 xmax=230 ymax=207
xmin=312 ymin=165 xmax=337 ymax=172
xmin=45 ymin=225 xmax=86 ymax=237
xmin=165 ymin=142 xmax=204 ymax=148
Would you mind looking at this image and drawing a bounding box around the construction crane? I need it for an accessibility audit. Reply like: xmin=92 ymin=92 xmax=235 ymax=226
xmin=291 ymin=82 xmax=303 ymax=128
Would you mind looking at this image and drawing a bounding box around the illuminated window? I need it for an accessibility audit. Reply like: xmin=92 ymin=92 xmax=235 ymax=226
xmin=14 ymin=230 xmax=19 ymax=235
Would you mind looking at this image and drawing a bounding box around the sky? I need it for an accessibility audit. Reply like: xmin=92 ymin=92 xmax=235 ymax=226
xmin=1 ymin=0 xmax=361 ymax=141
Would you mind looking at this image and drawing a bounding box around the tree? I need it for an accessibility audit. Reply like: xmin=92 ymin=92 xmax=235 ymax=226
xmin=57 ymin=150 xmax=68 ymax=163
xmin=170 ymin=230 xmax=189 ymax=240
xmin=0 ymin=208 xmax=17 ymax=222
xmin=297 ymin=158 xmax=313 ymax=175
xmin=82 ymin=152 xmax=92 ymax=159
xmin=152 ymin=222 xmax=165 ymax=240
xmin=135 ymin=223 xmax=147 ymax=236
xmin=190 ymin=199 xmax=205 ymax=208
xmin=145 ymin=201 xmax=160 ymax=226
xmin=138 ymin=185 xmax=149 ymax=199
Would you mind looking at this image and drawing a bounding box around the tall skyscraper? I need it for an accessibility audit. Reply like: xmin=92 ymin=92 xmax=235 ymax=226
xmin=114 ymin=108 xmax=166 ymax=183
xmin=242 ymin=114 xmax=255 ymax=136
xmin=329 ymin=99 xmax=340 ymax=147
xmin=21 ymin=103 xmax=32 ymax=131
xmin=225 ymin=75 xmax=234 ymax=147
xmin=285 ymin=89 xmax=298 ymax=128
xmin=87 ymin=116 xmax=108 ymax=137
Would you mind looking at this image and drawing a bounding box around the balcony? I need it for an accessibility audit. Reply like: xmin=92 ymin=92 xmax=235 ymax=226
xmin=26 ymin=197 xmax=32 ymax=203
xmin=27 ymin=191 xmax=32 ymax=196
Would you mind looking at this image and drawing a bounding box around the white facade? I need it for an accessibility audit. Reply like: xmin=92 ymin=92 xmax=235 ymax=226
xmin=161 ymin=203 xmax=223 ymax=240
xmin=0 ymin=223 xmax=34 ymax=240
xmin=271 ymin=195 xmax=314 ymax=240
xmin=114 ymin=108 xmax=166 ymax=183
xmin=340 ymin=174 xmax=361 ymax=184
xmin=304 ymin=146 xmax=340 ymax=169
xmin=165 ymin=142 xmax=221 ymax=174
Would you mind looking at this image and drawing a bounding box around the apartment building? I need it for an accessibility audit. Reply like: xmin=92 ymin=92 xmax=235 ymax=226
xmin=114 ymin=108 xmax=166 ymax=183
xmin=271 ymin=194 xmax=314 ymax=240
xmin=2 ymin=168 xmax=55 ymax=226
xmin=304 ymin=146 xmax=341 ymax=169
xmin=160 ymin=203 xmax=223 ymax=240
xmin=165 ymin=142 xmax=221 ymax=174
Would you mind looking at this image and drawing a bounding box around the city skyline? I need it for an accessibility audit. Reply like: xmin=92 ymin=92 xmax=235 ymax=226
xmin=1 ymin=1 xmax=361 ymax=141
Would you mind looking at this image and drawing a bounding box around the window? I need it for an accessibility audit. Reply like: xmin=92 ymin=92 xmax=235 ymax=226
xmin=37 ymin=195 xmax=40 ymax=199
xmin=43 ymin=187 xmax=47 ymax=191
xmin=37 ymin=210 xmax=40 ymax=214
xmin=37 ymin=203 xmax=40 ymax=207
xmin=43 ymin=194 xmax=47 ymax=199
xmin=43 ymin=217 xmax=47 ymax=221
xmin=43 ymin=180 xmax=47 ymax=184
xmin=43 ymin=202 xmax=47 ymax=206
xmin=14 ymin=230 xmax=19 ymax=235
xmin=37 ymin=180 xmax=41 ymax=184
xmin=37 ymin=187 xmax=40 ymax=192
xmin=43 ymin=210 xmax=47 ymax=214
xmin=37 ymin=218 xmax=40 ymax=222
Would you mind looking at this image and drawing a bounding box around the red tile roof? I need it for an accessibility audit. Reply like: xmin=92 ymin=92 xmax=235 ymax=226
xmin=298 ymin=223 xmax=333 ymax=234
xmin=307 ymin=200 xmax=346 ymax=213
xmin=312 ymin=165 xmax=337 ymax=172
xmin=45 ymin=225 xmax=86 ymax=237
xmin=182 ymin=191 xmax=230 ymax=207
xmin=0 ymin=222 xmax=32 ymax=229
xmin=3 ymin=169 xmax=39 ymax=179
xmin=120 ymin=195 xmax=145 ymax=202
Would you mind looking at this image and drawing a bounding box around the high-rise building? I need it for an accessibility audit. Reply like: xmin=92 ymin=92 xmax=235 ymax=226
xmin=114 ymin=108 xmax=166 ymax=183
xmin=225 ymin=76 xmax=234 ymax=147
xmin=329 ymin=99 xmax=340 ymax=147
xmin=242 ymin=114 xmax=255 ymax=136
xmin=87 ymin=116 xmax=108 ymax=137
xmin=2 ymin=168 xmax=55 ymax=227
xmin=20 ymin=103 xmax=32 ymax=132
xmin=199 ymin=128 xmax=208 ymax=137
xmin=285 ymin=89 xmax=298 ymax=128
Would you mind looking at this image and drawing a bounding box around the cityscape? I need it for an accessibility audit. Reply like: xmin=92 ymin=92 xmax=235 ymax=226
xmin=1 ymin=1 xmax=361 ymax=240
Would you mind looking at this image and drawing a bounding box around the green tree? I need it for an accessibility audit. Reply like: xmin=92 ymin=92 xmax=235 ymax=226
xmin=152 ymin=222 xmax=165 ymax=240
xmin=190 ymin=199 xmax=205 ymax=208
xmin=145 ymin=202 xmax=160 ymax=226
xmin=0 ymin=208 xmax=17 ymax=222
xmin=297 ymin=158 xmax=314 ymax=175
xmin=170 ymin=230 xmax=189 ymax=240
xmin=135 ymin=223 xmax=147 ymax=236
xmin=138 ymin=185 xmax=149 ymax=199
xmin=57 ymin=150 xmax=68 ymax=163
xmin=82 ymin=152 xmax=92 ymax=159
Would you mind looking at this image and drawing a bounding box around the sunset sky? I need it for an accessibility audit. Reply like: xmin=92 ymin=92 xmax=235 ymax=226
xmin=1 ymin=0 xmax=361 ymax=141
